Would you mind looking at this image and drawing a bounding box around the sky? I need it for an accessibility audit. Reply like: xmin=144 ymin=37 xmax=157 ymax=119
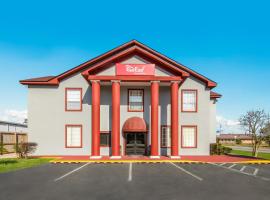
xmin=0 ymin=0 xmax=269 ymax=133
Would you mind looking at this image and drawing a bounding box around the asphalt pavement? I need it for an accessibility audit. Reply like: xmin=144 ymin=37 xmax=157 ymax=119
xmin=1 ymin=163 xmax=270 ymax=200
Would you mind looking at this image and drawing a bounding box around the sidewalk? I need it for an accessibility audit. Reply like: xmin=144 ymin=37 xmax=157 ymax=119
xmin=0 ymin=153 xmax=17 ymax=159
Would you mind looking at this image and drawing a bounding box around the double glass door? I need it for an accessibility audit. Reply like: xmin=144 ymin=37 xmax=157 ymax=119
xmin=126 ymin=133 xmax=146 ymax=155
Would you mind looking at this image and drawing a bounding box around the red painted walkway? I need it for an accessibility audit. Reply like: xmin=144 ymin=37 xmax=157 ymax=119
xmin=45 ymin=155 xmax=259 ymax=163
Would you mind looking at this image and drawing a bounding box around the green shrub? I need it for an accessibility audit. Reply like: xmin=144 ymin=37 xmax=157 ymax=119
xmin=235 ymin=138 xmax=242 ymax=145
xmin=210 ymin=143 xmax=218 ymax=155
xmin=0 ymin=159 xmax=18 ymax=165
xmin=210 ymin=143 xmax=232 ymax=155
xmin=15 ymin=142 xmax=37 ymax=158
xmin=0 ymin=144 xmax=8 ymax=154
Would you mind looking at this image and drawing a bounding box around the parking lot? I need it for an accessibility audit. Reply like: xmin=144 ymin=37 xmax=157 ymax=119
xmin=0 ymin=163 xmax=270 ymax=200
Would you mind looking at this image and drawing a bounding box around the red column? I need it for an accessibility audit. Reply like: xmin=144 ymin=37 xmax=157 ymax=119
xmin=91 ymin=80 xmax=101 ymax=158
xmin=171 ymin=81 xmax=180 ymax=158
xmin=111 ymin=81 xmax=121 ymax=158
xmin=150 ymin=81 xmax=160 ymax=158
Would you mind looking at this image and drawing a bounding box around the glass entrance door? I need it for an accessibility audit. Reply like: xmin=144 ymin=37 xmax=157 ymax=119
xmin=126 ymin=133 xmax=146 ymax=155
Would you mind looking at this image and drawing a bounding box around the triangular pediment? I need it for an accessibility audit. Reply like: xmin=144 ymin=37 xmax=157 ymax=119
xmin=81 ymin=42 xmax=189 ymax=77
xmin=95 ymin=54 xmax=174 ymax=77
xmin=20 ymin=40 xmax=217 ymax=88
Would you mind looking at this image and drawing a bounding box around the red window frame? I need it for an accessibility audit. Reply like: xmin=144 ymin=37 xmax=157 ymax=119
xmin=160 ymin=125 xmax=171 ymax=148
xmin=65 ymin=88 xmax=83 ymax=112
xmin=100 ymin=131 xmax=111 ymax=147
xmin=127 ymin=89 xmax=144 ymax=112
xmin=181 ymin=89 xmax=198 ymax=113
xmin=65 ymin=124 xmax=83 ymax=148
xmin=181 ymin=125 xmax=197 ymax=148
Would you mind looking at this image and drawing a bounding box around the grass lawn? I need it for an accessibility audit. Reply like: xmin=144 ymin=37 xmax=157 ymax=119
xmin=0 ymin=158 xmax=52 ymax=173
xmin=229 ymin=150 xmax=270 ymax=160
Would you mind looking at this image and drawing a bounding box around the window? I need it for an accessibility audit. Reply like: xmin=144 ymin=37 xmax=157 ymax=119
xmin=128 ymin=89 xmax=144 ymax=112
xmin=65 ymin=125 xmax=82 ymax=148
xmin=100 ymin=131 xmax=111 ymax=147
xmin=161 ymin=125 xmax=171 ymax=147
xmin=182 ymin=90 xmax=197 ymax=112
xmin=181 ymin=126 xmax=197 ymax=148
xmin=65 ymin=88 xmax=82 ymax=111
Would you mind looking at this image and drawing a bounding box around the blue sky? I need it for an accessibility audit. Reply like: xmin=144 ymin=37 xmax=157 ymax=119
xmin=0 ymin=0 xmax=269 ymax=132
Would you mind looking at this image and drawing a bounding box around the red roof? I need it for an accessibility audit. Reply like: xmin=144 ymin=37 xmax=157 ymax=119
xmin=217 ymin=134 xmax=252 ymax=140
xmin=210 ymin=91 xmax=222 ymax=99
xmin=20 ymin=40 xmax=217 ymax=88
xmin=20 ymin=76 xmax=55 ymax=82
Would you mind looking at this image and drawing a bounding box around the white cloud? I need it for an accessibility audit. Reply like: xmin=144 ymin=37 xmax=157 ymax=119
xmin=0 ymin=109 xmax=27 ymax=123
xmin=216 ymin=115 xmax=242 ymax=134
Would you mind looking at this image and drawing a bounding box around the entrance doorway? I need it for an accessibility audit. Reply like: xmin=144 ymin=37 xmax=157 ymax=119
xmin=125 ymin=133 xmax=146 ymax=155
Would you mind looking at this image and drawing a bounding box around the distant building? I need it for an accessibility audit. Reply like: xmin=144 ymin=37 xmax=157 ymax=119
xmin=217 ymin=134 xmax=253 ymax=144
xmin=0 ymin=120 xmax=28 ymax=133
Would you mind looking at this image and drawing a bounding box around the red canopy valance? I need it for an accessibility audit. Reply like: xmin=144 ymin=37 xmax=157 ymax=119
xmin=122 ymin=117 xmax=147 ymax=133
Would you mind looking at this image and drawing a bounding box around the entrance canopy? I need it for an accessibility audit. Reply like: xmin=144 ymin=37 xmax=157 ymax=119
xmin=122 ymin=117 xmax=147 ymax=133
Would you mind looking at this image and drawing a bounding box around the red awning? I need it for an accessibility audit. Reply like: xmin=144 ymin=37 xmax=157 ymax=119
xmin=122 ymin=117 xmax=147 ymax=133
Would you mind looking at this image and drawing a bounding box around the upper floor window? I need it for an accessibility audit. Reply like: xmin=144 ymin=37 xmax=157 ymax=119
xmin=65 ymin=88 xmax=82 ymax=111
xmin=181 ymin=126 xmax=197 ymax=148
xmin=128 ymin=89 xmax=144 ymax=112
xmin=161 ymin=125 xmax=171 ymax=148
xmin=65 ymin=125 xmax=82 ymax=148
xmin=182 ymin=90 xmax=197 ymax=112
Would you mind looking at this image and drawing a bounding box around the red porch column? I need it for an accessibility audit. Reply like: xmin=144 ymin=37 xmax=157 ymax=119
xmin=111 ymin=80 xmax=121 ymax=158
xmin=150 ymin=81 xmax=160 ymax=158
xmin=91 ymin=80 xmax=101 ymax=158
xmin=170 ymin=81 xmax=180 ymax=158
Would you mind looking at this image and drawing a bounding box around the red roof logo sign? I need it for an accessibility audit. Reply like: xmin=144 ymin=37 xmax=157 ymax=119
xmin=116 ymin=63 xmax=155 ymax=76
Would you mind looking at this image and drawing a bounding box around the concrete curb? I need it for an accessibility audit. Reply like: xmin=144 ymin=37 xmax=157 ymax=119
xmin=50 ymin=160 xmax=205 ymax=164
xmin=49 ymin=159 xmax=270 ymax=164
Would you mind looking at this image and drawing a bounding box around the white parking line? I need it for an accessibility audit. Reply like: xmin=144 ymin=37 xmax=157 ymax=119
xmin=228 ymin=164 xmax=236 ymax=169
xmin=253 ymin=168 xmax=259 ymax=176
xmin=169 ymin=162 xmax=203 ymax=181
xmin=240 ymin=166 xmax=246 ymax=172
xmin=219 ymin=163 xmax=226 ymax=166
xmin=211 ymin=163 xmax=250 ymax=175
xmin=54 ymin=163 xmax=91 ymax=182
xmin=210 ymin=163 xmax=270 ymax=181
xmin=128 ymin=163 xmax=132 ymax=182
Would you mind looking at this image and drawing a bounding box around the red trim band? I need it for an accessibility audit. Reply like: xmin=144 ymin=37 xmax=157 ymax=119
xmin=87 ymin=75 xmax=182 ymax=82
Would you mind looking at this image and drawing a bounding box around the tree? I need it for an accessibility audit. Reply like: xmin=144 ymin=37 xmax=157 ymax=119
xmin=235 ymin=138 xmax=242 ymax=145
xmin=262 ymin=122 xmax=270 ymax=146
xmin=16 ymin=142 xmax=37 ymax=158
xmin=265 ymin=135 xmax=270 ymax=147
xmin=239 ymin=110 xmax=268 ymax=157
